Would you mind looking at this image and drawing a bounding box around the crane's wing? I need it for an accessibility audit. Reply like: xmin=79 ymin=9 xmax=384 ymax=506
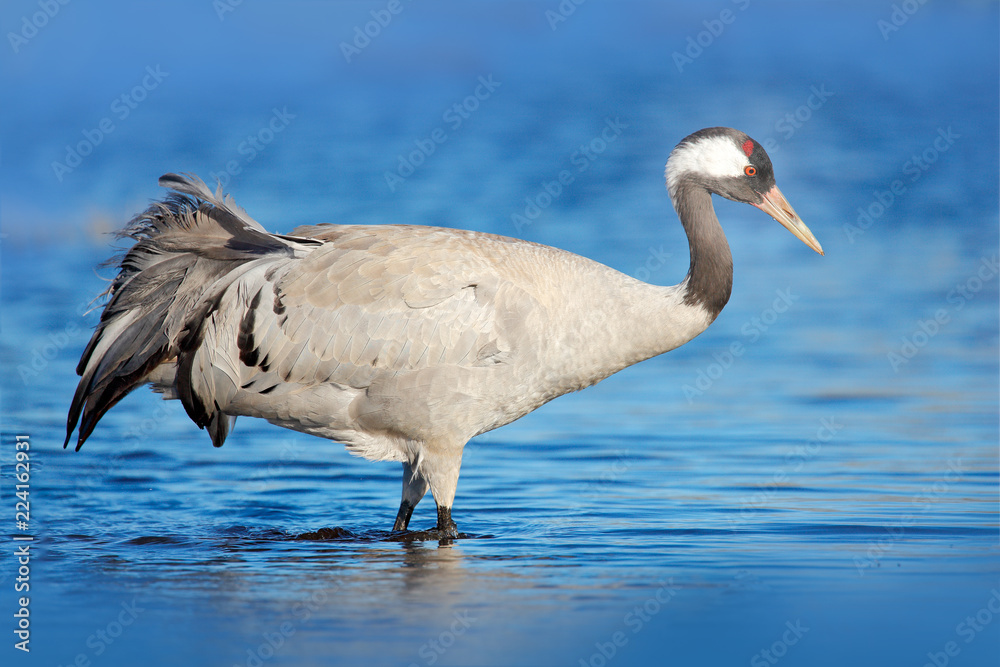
xmin=262 ymin=224 xmax=511 ymax=379
xmin=177 ymin=223 xmax=534 ymax=448
xmin=67 ymin=173 xmax=538 ymax=452
xmin=228 ymin=224 xmax=515 ymax=385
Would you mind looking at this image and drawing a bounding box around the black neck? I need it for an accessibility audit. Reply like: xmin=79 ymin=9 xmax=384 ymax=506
xmin=673 ymin=181 xmax=734 ymax=321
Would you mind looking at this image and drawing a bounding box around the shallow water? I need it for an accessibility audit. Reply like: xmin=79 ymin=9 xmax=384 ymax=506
xmin=2 ymin=1 xmax=999 ymax=666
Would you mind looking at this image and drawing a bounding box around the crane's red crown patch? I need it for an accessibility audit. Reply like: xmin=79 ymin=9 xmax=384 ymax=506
xmin=741 ymin=139 xmax=754 ymax=157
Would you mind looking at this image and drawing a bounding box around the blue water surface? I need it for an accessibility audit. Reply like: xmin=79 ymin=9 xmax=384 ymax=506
xmin=1 ymin=1 xmax=998 ymax=666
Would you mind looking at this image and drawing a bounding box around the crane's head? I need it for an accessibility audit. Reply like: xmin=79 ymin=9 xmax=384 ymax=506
xmin=665 ymin=127 xmax=823 ymax=255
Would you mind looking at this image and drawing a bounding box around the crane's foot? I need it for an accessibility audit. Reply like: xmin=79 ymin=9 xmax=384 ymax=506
xmin=436 ymin=505 xmax=459 ymax=540
xmin=386 ymin=505 xmax=462 ymax=542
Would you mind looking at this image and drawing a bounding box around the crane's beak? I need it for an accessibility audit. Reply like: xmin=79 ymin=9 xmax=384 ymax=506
xmin=753 ymin=185 xmax=824 ymax=255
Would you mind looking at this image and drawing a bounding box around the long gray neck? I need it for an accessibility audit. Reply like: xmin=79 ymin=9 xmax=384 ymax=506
xmin=672 ymin=181 xmax=733 ymax=321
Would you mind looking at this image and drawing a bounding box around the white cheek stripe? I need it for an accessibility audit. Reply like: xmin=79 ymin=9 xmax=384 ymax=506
xmin=665 ymin=134 xmax=748 ymax=199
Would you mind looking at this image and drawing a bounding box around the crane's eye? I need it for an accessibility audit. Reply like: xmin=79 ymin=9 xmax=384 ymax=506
xmin=744 ymin=165 xmax=756 ymax=177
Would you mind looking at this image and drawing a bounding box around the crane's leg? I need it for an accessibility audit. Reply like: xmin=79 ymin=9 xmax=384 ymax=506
xmin=426 ymin=450 xmax=463 ymax=539
xmin=392 ymin=460 xmax=428 ymax=532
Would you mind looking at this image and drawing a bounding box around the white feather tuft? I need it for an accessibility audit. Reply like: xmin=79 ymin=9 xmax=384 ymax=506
xmin=665 ymin=134 xmax=748 ymax=202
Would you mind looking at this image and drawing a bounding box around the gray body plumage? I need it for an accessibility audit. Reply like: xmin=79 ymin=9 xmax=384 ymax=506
xmin=66 ymin=128 xmax=822 ymax=536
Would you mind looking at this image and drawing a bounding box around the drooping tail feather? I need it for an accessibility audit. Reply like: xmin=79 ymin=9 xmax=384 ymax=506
xmin=65 ymin=173 xmax=314 ymax=450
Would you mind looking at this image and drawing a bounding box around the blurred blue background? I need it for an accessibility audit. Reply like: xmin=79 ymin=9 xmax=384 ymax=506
xmin=1 ymin=1 xmax=998 ymax=666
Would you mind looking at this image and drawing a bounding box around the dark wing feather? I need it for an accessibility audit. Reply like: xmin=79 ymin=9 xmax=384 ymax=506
xmin=65 ymin=174 xmax=308 ymax=449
